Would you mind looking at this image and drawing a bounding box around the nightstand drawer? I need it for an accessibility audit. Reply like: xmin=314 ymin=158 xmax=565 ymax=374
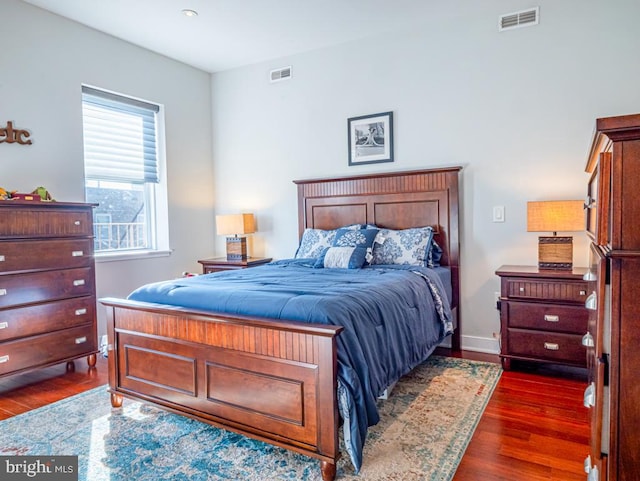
xmin=507 ymin=329 xmax=586 ymax=365
xmin=506 ymin=302 xmax=588 ymax=333
xmin=503 ymin=278 xmax=588 ymax=302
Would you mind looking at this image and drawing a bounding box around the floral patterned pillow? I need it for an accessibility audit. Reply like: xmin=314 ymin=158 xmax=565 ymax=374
xmin=294 ymin=224 xmax=362 ymax=259
xmin=333 ymin=228 xmax=379 ymax=264
xmin=370 ymin=226 xmax=434 ymax=266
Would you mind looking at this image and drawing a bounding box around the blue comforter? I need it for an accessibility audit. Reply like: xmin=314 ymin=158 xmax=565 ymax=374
xmin=127 ymin=259 xmax=453 ymax=472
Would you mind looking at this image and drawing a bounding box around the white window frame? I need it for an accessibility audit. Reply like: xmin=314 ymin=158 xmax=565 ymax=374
xmin=81 ymin=85 xmax=170 ymax=262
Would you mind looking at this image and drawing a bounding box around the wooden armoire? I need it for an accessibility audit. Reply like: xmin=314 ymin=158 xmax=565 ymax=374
xmin=583 ymin=113 xmax=640 ymax=481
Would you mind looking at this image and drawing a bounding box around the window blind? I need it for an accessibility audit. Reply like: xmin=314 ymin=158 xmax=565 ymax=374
xmin=82 ymin=86 xmax=159 ymax=184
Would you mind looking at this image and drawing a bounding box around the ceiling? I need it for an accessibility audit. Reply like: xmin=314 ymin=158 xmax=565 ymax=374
xmin=21 ymin=0 xmax=474 ymax=73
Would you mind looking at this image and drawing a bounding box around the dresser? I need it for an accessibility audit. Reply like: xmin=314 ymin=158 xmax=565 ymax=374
xmin=583 ymin=113 xmax=640 ymax=481
xmin=198 ymin=256 xmax=272 ymax=274
xmin=496 ymin=265 xmax=589 ymax=370
xmin=0 ymin=201 xmax=98 ymax=377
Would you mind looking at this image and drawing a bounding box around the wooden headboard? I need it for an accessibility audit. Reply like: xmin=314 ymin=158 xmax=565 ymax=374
xmin=293 ymin=167 xmax=462 ymax=350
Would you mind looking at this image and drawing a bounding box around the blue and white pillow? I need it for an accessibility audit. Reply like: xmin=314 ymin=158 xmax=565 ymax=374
xmin=370 ymin=226 xmax=434 ymax=266
xmin=333 ymin=228 xmax=378 ymax=264
xmin=295 ymin=224 xmax=362 ymax=259
xmin=314 ymin=246 xmax=368 ymax=269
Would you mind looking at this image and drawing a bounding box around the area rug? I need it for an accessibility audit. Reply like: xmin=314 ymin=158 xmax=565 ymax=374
xmin=0 ymin=356 xmax=501 ymax=481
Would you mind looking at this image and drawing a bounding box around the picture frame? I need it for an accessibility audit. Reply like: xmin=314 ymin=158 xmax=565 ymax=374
xmin=348 ymin=111 xmax=394 ymax=166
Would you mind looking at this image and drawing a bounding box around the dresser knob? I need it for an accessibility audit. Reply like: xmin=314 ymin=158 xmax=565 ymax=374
xmin=583 ymin=382 xmax=595 ymax=408
xmin=519 ymin=287 xmax=525 ymax=292
xmin=75 ymin=336 xmax=87 ymax=344
xmin=74 ymin=220 xmax=81 ymax=226
xmin=585 ymin=292 xmax=597 ymax=310
xmin=73 ymin=279 xmax=85 ymax=287
xmin=544 ymin=342 xmax=559 ymax=351
xmin=71 ymin=250 xmax=84 ymax=257
xmin=0 ymin=255 xmax=4 ymax=262
xmin=0 ymin=288 xmax=6 ymax=296
xmin=582 ymin=332 xmax=595 ymax=347
xmin=0 ymin=322 xmax=7 ymax=330
xmin=75 ymin=308 xmax=87 ymax=316
xmin=0 ymin=355 xmax=9 ymax=363
xmin=544 ymin=314 xmax=559 ymax=323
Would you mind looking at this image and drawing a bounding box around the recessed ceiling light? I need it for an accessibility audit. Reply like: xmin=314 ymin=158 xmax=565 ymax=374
xmin=181 ymin=9 xmax=198 ymax=17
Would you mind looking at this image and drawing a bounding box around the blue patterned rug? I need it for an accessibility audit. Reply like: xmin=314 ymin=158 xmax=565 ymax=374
xmin=0 ymin=356 xmax=501 ymax=480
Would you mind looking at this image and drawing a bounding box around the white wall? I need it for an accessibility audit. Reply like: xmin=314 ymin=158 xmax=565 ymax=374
xmin=1 ymin=0 xmax=215 ymax=336
xmin=211 ymin=0 xmax=640 ymax=352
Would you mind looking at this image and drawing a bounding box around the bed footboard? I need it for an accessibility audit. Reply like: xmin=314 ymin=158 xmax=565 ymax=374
xmin=101 ymin=298 xmax=343 ymax=480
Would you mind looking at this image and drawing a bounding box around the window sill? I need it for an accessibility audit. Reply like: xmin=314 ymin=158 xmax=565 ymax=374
xmin=94 ymin=249 xmax=173 ymax=263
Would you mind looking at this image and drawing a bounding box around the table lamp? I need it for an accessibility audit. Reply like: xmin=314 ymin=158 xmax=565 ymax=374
xmin=527 ymin=200 xmax=584 ymax=270
xmin=216 ymin=213 xmax=255 ymax=260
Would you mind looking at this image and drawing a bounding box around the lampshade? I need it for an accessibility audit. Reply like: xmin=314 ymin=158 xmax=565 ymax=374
xmin=527 ymin=200 xmax=584 ymax=233
xmin=527 ymin=200 xmax=584 ymax=270
xmin=216 ymin=213 xmax=255 ymax=236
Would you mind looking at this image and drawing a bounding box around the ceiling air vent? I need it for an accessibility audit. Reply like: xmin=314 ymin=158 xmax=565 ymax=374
xmin=270 ymin=66 xmax=292 ymax=83
xmin=499 ymin=7 xmax=539 ymax=31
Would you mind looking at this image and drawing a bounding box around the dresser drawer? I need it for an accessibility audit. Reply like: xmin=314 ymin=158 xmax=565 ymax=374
xmin=0 ymin=325 xmax=97 ymax=375
xmin=503 ymin=278 xmax=588 ymax=303
xmin=0 ymin=267 xmax=95 ymax=309
xmin=0 ymin=207 xmax=93 ymax=238
xmin=0 ymin=296 xmax=96 ymax=342
xmin=507 ymin=329 xmax=586 ymax=365
xmin=505 ymin=301 xmax=588 ymax=333
xmin=0 ymin=238 xmax=93 ymax=273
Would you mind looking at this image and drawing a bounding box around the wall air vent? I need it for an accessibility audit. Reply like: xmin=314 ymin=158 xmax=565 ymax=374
xmin=499 ymin=7 xmax=539 ymax=31
xmin=270 ymin=66 xmax=292 ymax=83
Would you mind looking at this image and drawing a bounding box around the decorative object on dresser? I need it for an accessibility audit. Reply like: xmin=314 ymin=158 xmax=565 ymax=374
xmin=582 ymin=112 xmax=640 ymax=481
xmin=0 ymin=201 xmax=98 ymax=378
xmin=215 ymin=213 xmax=255 ymax=260
xmin=198 ymin=256 xmax=272 ymax=274
xmin=495 ymin=265 xmax=589 ymax=371
xmin=526 ymin=200 xmax=584 ymax=270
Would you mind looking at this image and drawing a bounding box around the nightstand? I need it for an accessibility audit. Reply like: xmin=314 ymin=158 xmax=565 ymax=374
xmin=495 ymin=265 xmax=589 ymax=371
xmin=198 ymin=256 xmax=272 ymax=274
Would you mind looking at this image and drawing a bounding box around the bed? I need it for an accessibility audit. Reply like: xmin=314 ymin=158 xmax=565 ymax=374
xmin=101 ymin=166 xmax=461 ymax=480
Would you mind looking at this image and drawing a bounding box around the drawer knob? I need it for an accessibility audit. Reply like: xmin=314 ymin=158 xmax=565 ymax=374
xmin=585 ymin=292 xmax=597 ymax=310
xmin=74 ymin=220 xmax=81 ymax=226
xmin=0 ymin=255 xmax=4 ymax=262
xmin=582 ymin=332 xmax=595 ymax=347
xmin=519 ymin=287 xmax=525 ymax=292
xmin=544 ymin=314 xmax=559 ymax=323
xmin=73 ymin=279 xmax=85 ymax=287
xmin=583 ymin=382 xmax=595 ymax=408
xmin=0 ymin=355 xmax=9 ymax=363
xmin=544 ymin=342 xmax=559 ymax=351
xmin=0 ymin=322 xmax=7 ymax=330
xmin=71 ymin=250 xmax=84 ymax=257
xmin=75 ymin=336 xmax=87 ymax=344
xmin=0 ymin=288 xmax=6 ymax=296
xmin=75 ymin=308 xmax=87 ymax=316
xmin=580 ymin=290 xmax=587 ymax=296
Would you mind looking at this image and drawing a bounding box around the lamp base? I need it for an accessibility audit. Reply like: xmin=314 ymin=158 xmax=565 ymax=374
xmin=226 ymin=236 xmax=248 ymax=260
xmin=538 ymin=236 xmax=573 ymax=270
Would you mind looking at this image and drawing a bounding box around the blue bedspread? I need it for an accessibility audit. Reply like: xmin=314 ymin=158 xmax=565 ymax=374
xmin=127 ymin=259 xmax=453 ymax=472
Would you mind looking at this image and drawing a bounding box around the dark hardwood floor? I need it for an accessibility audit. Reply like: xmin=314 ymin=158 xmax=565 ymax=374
xmin=0 ymin=351 xmax=589 ymax=480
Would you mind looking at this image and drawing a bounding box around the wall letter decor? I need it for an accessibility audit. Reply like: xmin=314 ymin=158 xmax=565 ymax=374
xmin=0 ymin=121 xmax=32 ymax=145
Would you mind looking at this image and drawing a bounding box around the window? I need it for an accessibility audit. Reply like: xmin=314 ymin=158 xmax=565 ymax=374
xmin=81 ymin=86 xmax=169 ymax=258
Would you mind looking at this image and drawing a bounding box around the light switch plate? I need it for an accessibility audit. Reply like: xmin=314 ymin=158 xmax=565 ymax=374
xmin=492 ymin=206 xmax=505 ymax=222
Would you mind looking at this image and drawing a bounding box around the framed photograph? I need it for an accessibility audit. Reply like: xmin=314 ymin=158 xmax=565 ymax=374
xmin=348 ymin=111 xmax=394 ymax=166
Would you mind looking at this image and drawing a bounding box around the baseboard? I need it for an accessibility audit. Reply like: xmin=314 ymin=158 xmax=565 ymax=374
xmin=460 ymin=335 xmax=500 ymax=355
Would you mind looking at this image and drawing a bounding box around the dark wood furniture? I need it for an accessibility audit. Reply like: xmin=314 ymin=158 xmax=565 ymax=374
xmin=198 ymin=256 xmax=272 ymax=274
xmin=100 ymin=167 xmax=461 ymax=481
xmin=583 ymin=113 xmax=640 ymax=481
xmin=496 ymin=265 xmax=589 ymax=371
xmin=0 ymin=201 xmax=98 ymax=378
